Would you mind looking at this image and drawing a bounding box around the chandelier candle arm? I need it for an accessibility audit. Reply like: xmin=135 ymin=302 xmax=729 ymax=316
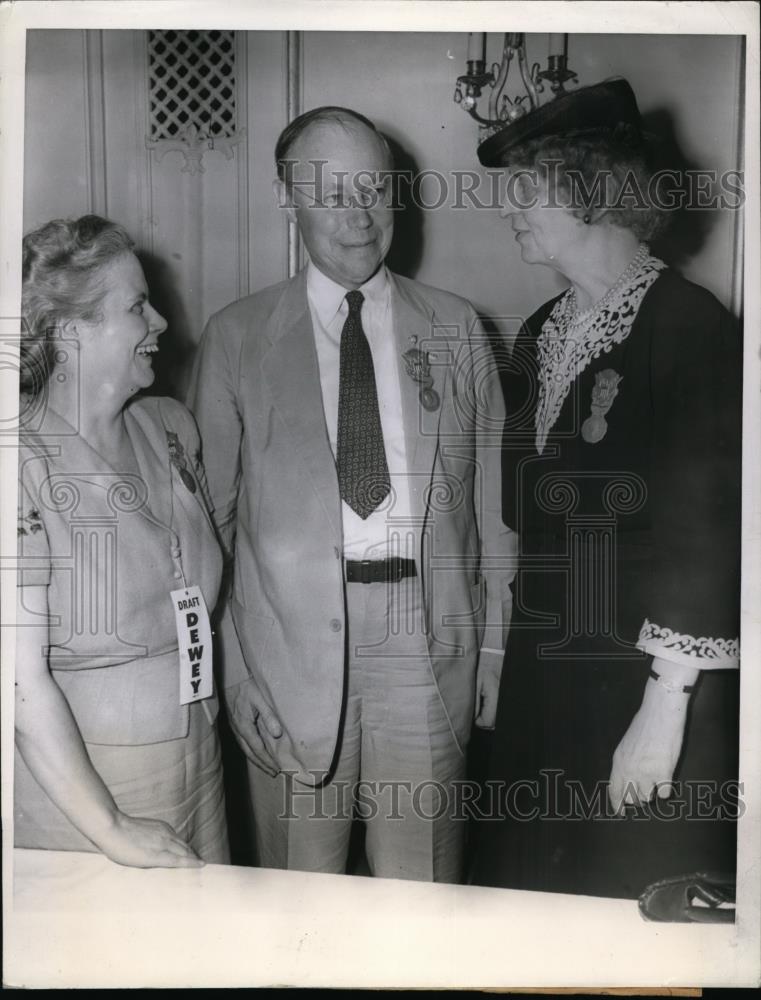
xmin=487 ymin=36 xmax=515 ymax=123
xmin=517 ymin=40 xmax=541 ymax=112
xmin=455 ymin=32 xmax=577 ymax=134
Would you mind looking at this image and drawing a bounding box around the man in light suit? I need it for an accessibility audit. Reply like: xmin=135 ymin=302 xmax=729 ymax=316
xmin=188 ymin=106 xmax=514 ymax=882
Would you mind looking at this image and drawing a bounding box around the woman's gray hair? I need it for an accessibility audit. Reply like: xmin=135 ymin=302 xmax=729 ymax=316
xmin=502 ymin=131 xmax=668 ymax=242
xmin=21 ymin=215 xmax=135 ymax=395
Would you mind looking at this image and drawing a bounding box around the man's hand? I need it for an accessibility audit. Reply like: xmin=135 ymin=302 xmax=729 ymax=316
xmin=474 ymin=650 xmax=503 ymax=729
xmin=225 ymin=677 xmax=283 ymax=776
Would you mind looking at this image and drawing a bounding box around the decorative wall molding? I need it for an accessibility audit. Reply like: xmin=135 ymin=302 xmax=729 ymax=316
xmin=286 ymin=30 xmax=303 ymax=279
xmin=144 ymin=30 xmax=244 ymax=177
xmin=730 ymin=35 xmax=745 ymax=320
xmin=146 ymin=123 xmax=245 ymax=176
xmin=235 ymin=31 xmax=250 ymax=300
xmin=132 ymin=30 xmax=155 ymax=255
xmin=82 ymin=30 xmax=107 ymax=215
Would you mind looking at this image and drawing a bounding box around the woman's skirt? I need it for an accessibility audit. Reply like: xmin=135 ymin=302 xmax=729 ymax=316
xmin=14 ymin=699 xmax=229 ymax=864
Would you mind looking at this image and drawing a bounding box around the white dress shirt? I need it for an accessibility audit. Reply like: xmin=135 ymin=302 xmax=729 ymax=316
xmin=306 ymin=262 xmax=413 ymax=560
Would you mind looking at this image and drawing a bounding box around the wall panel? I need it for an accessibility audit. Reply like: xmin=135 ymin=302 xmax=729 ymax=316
xmin=23 ymin=28 xmax=744 ymax=355
xmin=24 ymin=28 xmax=291 ymax=396
xmin=23 ymin=30 xmax=91 ymax=228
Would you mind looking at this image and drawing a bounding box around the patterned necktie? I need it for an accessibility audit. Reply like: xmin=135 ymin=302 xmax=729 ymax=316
xmin=336 ymin=290 xmax=391 ymax=519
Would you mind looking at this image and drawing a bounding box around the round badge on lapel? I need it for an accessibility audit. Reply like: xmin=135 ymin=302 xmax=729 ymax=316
xmin=581 ymin=414 xmax=607 ymax=443
xmin=421 ymin=387 xmax=440 ymax=411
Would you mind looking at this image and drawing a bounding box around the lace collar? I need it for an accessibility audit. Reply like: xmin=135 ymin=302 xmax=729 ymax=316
xmin=534 ymin=244 xmax=667 ymax=454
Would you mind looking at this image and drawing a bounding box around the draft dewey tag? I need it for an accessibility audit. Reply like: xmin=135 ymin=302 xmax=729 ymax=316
xmin=171 ymin=585 xmax=213 ymax=705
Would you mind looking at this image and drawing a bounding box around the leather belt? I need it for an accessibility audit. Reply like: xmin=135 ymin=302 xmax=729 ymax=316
xmin=345 ymin=557 xmax=417 ymax=584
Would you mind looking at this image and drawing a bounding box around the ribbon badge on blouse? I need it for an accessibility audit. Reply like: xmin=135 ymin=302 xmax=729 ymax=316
xmin=581 ymin=369 xmax=622 ymax=444
xmin=166 ymin=432 xmax=197 ymax=494
xmin=402 ymin=348 xmax=440 ymax=412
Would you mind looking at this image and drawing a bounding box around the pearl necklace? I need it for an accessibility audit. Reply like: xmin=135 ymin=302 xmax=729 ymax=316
xmin=562 ymin=243 xmax=651 ymax=334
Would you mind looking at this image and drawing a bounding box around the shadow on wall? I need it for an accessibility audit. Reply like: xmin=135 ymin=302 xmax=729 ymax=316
xmin=138 ymin=250 xmax=196 ymax=401
xmin=642 ymin=108 xmax=719 ymax=272
xmin=383 ymin=135 xmax=424 ymax=281
xmin=383 ymin=133 xmax=515 ymax=348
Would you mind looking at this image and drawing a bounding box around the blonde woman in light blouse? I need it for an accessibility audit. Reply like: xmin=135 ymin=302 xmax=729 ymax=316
xmin=16 ymin=216 xmax=229 ymax=866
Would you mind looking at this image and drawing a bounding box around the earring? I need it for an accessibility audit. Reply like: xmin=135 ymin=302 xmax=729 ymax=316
xmin=583 ymin=213 xmax=591 ymax=224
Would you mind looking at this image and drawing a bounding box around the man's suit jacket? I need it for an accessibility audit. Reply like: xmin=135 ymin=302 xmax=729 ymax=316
xmin=188 ymin=267 xmax=514 ymax=784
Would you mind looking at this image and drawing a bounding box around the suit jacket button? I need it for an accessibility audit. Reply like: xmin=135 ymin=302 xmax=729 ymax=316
xmin=329 ymin=619 xmax=342 ymax=632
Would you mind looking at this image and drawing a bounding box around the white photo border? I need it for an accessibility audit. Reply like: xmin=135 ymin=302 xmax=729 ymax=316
xmin=2 ymin=0 xmax=759 ymax=989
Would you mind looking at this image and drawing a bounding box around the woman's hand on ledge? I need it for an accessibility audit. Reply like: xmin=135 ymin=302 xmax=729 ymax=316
xmin=608 ymin=657 xmax=698 ymax=814
xmin=94 ymin=812 xmax=204 ymax=869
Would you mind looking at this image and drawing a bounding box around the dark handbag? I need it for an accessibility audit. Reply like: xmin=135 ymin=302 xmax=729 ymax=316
xmin=638 ymin=871 xmax=736 ymax=923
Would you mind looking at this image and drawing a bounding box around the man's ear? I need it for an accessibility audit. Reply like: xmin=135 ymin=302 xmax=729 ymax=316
xmin=273 ymin=178 xmax=297 ymax=225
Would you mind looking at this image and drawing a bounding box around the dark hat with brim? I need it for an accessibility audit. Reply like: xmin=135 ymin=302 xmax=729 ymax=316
xmin=477 ymin=77 xmax=643 ymax=166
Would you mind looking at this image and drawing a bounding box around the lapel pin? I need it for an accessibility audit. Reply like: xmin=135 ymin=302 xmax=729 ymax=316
xmin=403 ymin=348 xmax=440 ymax=412
xmin=581 ymin=369 xmax=622 ymax=444
xmin=166 ymin=431 xmax=197 ymax=493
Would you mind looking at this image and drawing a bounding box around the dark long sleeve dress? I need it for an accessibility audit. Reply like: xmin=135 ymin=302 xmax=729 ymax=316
xmin=472 ymin=266 xmax=742 ymax=899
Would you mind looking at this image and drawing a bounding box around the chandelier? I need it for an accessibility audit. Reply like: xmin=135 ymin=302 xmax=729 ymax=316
xmin=454 ymin=33 xmax=577 ymax=135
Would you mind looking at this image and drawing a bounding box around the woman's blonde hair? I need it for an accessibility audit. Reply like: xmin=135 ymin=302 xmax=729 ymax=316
xmin=21 ymin=215 xmax=135 ymax=394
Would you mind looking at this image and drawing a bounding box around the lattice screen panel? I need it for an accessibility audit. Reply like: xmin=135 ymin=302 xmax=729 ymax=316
xmin=148 ymin=30 xmax=237 ymax=140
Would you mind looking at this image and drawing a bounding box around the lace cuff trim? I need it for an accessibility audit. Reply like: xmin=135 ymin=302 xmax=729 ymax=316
xmin=637 ymin=618 xmax=739 ymax=669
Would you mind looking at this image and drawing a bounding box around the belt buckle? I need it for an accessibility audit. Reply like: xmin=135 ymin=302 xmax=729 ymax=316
xmin=360 ymin=559 xmax=373 ymax=584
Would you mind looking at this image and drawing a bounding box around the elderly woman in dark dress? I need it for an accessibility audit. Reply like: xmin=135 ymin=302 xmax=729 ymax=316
xmin=16 ymin=216 xmax=229 ymax=867
xmin=471 ymin=80 xmax=741 ymax=899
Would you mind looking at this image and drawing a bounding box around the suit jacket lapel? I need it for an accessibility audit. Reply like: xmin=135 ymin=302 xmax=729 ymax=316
xmin=389 ymin=273 xmax=447 ymax=525
xmin=260 ymin=274 xmax=343 ymax=542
